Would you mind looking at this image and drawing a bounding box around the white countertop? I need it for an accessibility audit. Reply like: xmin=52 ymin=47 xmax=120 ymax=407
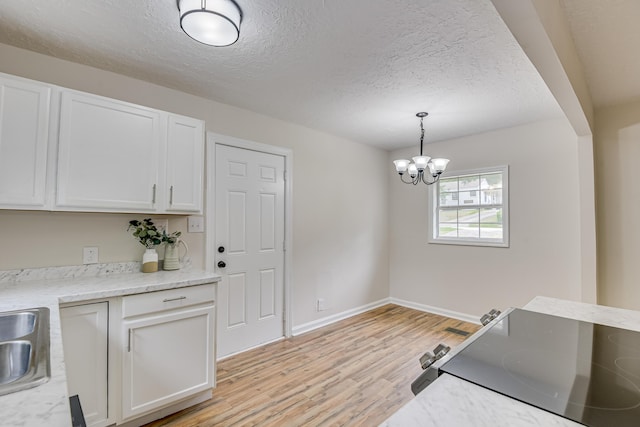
xmin=380 ymin=296 xmax=640 ymax=427
xmin=0 ymin=266 xmax=220 ymax=427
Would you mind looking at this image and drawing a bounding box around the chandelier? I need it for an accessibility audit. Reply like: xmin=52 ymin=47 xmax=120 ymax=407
xmin=393 ymin=112 xmax=450 ymax=185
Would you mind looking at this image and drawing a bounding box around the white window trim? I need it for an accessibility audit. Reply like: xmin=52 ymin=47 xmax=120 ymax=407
xmin=428 ymin=165 xmax=510 ymax=248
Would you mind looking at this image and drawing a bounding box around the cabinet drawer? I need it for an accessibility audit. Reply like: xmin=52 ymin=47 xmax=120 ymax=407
xmin=122 ymin=284 xmax=214 ymax=318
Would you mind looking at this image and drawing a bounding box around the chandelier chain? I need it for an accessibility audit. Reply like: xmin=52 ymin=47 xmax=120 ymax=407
xmin=419 ymin=115 xmax=425 ymax=156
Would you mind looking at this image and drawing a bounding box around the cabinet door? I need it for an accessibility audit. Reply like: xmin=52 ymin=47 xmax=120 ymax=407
xmin=165 ymin=114 xmax=204 ymax=213
xmin=0 ymin=75 xmax=51 ymax=208
xmin=60 ymin=302 xmax=110 ymax=427
xmin=57 ymin=90 xmax=162 ymax=211
xmin=121 ymin=305 xmax=214 ymax=421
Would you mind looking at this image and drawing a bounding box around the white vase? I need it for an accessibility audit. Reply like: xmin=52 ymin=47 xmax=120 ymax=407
xmin=142 ymin=248 xmax=159 ymax=273
xmin=163 ymin=240 xmax=188 ymax=271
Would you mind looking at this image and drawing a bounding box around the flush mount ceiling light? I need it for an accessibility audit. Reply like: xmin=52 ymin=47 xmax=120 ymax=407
xmin=393 ymin=112 xmax=450 ymax=185
xmin=178 ymin=0 xmax=242 ymax=47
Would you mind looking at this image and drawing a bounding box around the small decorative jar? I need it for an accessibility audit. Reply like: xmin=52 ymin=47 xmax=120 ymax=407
xmin=142 ymin=248 xmax=159 ymax=273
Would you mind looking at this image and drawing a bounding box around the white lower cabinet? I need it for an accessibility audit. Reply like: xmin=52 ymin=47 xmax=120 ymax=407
xmin=60 ymin=283 xmax=216 ymax=426
xmin=121 ymin=305 xmax=215 ymax=420
xmin=60 ymin=302 xmax=111 ymax=427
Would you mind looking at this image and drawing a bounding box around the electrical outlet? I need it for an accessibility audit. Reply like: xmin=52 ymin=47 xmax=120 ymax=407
xmin=188 ymin=215 xmax=204 ymax=233
xmin=317 ymin=298 xmax=326 ymax=312
xmin=83 ymin=247 xmax=99 ymax=264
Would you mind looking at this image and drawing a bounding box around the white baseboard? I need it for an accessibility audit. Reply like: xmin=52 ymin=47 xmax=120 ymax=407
xmin=292 ymin=298 xmax=392 ymax=336
xmin=389 ymin=297 xmax=481 ymax=325
xmin=217 ymin=336 xmax=285 ymax=361
xmin=291 ymin=298 xmax=481 ymax=336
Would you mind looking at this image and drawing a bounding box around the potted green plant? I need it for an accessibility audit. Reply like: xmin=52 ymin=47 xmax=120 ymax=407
xmin=162 ymin=229 xmax=182 ymax=245
xmin=128 ymin=218 xmax=162 ymax=272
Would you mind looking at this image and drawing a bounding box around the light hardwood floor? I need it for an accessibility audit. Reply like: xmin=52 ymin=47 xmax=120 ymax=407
xmin=145 ymin=304 xmax=480 ymax=427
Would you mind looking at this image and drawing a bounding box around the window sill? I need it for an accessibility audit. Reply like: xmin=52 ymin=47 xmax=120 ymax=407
xmin=428 ymin=238 xmax=509 ymax=248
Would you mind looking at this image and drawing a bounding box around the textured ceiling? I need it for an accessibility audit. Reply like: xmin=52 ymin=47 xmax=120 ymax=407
xmin=561 ymin=0 xmax=640 ymax=108
xmin=0 ymin=0 xmax=565 ymax=150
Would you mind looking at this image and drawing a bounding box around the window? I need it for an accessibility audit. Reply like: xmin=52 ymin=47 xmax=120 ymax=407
xmin=429 ymin=166 xmax=509 ymax=247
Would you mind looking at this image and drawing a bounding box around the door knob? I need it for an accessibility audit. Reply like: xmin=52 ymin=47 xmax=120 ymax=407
xmin=218 ymin=246 xmax=225 ymax=253
xmin=217 ymin=261 xmax=226 ymax=268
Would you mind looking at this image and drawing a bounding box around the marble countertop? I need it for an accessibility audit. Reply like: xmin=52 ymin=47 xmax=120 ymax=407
xmin=0 ymin=265 xmax=220 ymax=427
xmin=380 ymin=296 xmax=640 ymax=427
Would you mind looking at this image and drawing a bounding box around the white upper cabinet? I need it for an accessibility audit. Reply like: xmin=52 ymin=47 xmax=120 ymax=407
xmin=0 ymin=75 xmax=51 ymax=208
xmin=0 ymin=72 xmax=205 ymax=214
xmin=165 ymin=114 xmax=204 ymax=213
xmin=55 ymin=90 xmax=205 ymax=214
xmin=57 ymin=90 xmax=162 ymax=212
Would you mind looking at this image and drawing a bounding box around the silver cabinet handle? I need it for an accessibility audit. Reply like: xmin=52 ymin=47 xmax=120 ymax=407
xmin=163 ymin=296 xmax=186 ymax=303
xmin=127 ymin=329 xmax=132 ymax=352
xmin=169 ymin=185 xmax=174 ymax=205
xmin=152 ymin=184 xmax=157 ymax=204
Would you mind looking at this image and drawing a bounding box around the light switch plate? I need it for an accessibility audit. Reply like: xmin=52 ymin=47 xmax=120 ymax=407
xmin=188 ymin=215 xmax=204 ymax=233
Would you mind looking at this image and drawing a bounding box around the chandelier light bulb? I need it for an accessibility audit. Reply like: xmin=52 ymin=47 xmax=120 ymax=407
xmin=393 ymin=159 xmax=410 ymax=174
xmin=412 ymin=156 xmax=431 ymax=171
xmin=431 ymin=158 xmax=450 ymax=173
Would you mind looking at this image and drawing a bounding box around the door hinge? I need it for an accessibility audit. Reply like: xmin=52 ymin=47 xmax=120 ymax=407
xmin=283 ymin=170 xmax=287 ymax=181
xmin=283 ymin=241 xmax=286 ymax=252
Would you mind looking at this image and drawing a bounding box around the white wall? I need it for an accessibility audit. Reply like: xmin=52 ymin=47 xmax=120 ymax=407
xmin=594 ymin=100 xmax=640 ymax=310
xmin=389 ymin=119 xmax=583 ymax=317
xmin=0 ymin=43 xmax=389 ymax=328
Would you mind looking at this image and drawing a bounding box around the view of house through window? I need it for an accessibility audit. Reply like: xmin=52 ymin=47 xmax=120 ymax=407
xmin=430 ymin=166 xmax=509 ymax=247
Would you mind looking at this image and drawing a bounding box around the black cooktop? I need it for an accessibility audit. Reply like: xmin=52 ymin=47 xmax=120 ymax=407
xmin=440 ymin=309 xmax=640 ymax=427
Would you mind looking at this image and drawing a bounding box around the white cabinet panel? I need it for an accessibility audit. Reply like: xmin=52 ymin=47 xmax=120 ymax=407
xmin=57 ymin=91 xmax=162 ymax=211
xmin=0 ymin=72 xmax=205 ymax=214
xmin=121 ymin=305 xmax=215 ymax=421
xmin=60 ymin=302 xmax=110 ymax=427
xmin=165 ymin=114 xmax=203 ymax=213
xmin=121 ymin=283 xmax=214 ymax=318
xmin=0 ymin=75 xmax=51 ymax=208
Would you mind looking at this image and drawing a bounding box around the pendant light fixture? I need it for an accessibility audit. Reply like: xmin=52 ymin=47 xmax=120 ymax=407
xmin=393 ymin=112 xmax=450 ymax=185
xmin=178 ymin=0 xmax=242 ymax=47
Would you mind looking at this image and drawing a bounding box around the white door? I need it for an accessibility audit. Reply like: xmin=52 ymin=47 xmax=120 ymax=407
xmin=215 ymin=144 xmax=285 ymax=358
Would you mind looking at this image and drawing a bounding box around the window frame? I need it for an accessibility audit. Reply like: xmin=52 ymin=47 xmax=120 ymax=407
xmin=428 ymin=165 xmax=510 ymax=248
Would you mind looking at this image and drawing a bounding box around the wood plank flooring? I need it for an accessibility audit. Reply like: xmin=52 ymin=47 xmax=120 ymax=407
xmin=145 ymin=304 xmax=480 ymax=427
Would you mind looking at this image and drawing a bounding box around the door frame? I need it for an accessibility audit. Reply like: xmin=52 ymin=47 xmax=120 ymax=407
xmin=206 ymin=132 xmax=293 ymax=339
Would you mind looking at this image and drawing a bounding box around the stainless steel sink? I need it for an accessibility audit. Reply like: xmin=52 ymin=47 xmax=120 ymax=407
xmin=0 ymin=308 xmax=50 ymax=396
xmin=0 ymin=312 xmax=36 ymax=341
xmin=0 ymin=341 xmax=32 ymax=385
